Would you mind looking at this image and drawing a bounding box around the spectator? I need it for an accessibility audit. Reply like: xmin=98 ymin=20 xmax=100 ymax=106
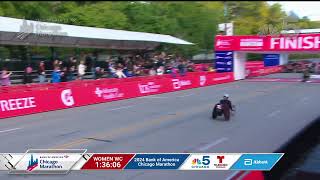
xmin=177 ymin=60 xmax=186 ymax=76
xmin=38 ymin=61 xmax=46 ymax=83
xmin=208 ymin=66 xmax=215 ymax=72
xmin=78 ymin=60 xmax=86 ymax=80
xmin=0 ymin=68 xmax=12 ymax=86
xmin=53 ymin=59 xmax=59 ymax=69
xmin=115 ymin=67 xmax=126 ymax=78
xmin=157 ymin=66 xmax=165 ymax=75
xmin=149 ymin=67 xmax=157 ymax=76
xmin=104 ymin=59 xmax=111 ymax=76
xmin=51 ymin=66 xmax=61 ymax=83
xmin=68 ymin=57 xmax=77 ymax=70
xmin=171 ymin=67 xmax=178 ymax=78
xmin=94 ymin=67 xmax=104 ymax=80
xmin=23 ymin=66 xmax=33 ymax=84
xmin=67 ymin=66 xmax=76 ymax=82
xmin=109 ymin=62 xmax=118 ymax=78
xmin=60 ymin=67 xmax=68 ymax=82
xmin=187 ymin=61 xmax=195 ymax=72
xmin=85 ymin=54 xmax=96 ymax=79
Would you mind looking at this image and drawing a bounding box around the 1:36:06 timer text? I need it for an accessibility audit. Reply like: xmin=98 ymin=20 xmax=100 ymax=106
xmin=95 ymin=162 xmax=121 ymax=168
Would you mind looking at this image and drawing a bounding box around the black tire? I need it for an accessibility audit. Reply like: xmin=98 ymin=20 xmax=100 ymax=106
xmin=212 ymin=109 xmax=217 ymax=119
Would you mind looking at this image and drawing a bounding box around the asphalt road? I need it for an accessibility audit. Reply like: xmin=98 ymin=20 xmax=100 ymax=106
xmin=0 ymin=73 xmax=320 ymax=180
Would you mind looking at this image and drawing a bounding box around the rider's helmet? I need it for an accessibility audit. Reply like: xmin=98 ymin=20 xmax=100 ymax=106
xmin=223 ymin=94 xmax=229 ymax=99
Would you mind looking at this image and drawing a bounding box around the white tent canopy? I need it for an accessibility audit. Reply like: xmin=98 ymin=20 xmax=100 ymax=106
xmin=0 ymin=16 xmax=193 ymax=50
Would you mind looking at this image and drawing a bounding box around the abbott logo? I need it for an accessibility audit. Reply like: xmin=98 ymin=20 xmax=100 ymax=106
xmin=244 ymin=159 xmax=253 ymax=166
xmin=200 ymin=76 xmax=206 ymax=86
xmin=61 ymin=89 xmax=75 ymax=106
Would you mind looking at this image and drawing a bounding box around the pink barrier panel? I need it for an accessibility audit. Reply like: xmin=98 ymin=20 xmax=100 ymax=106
xmin=0 ymin=72 xmax=234 ymax=119
xmin=246 ymin=66 xmax=283 ymax=77
xmin=194 ymin=64 xmax=211 ymax=71
xmin=246 ymin=61 xmax=264 ymax=69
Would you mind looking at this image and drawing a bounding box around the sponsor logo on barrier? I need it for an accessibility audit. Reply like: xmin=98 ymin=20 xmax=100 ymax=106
xmin=0 ymin=97 xmax=36 ymax=112
xmin=216 ymin=56 xmax=233 ymax=60
xmin=216 ymin=68 xmax=232 ymax=71
xmin=216 ymin=39 xmax=233 ymax=47
xmin=216 ymin=61 xmax=232 ymax=65
xmin=172 ymin=79 xmax=192 ymax=89
xmin=200 ymin=76 xmax=206 ymax=86
xmin=214 ymin=156 xmax=228 ymax=169
xmin=61 ymin=89 xmax=74 ymax=106
xmin=138 ymin=82 xmax=161 ymax=94
xmin=212 ymin=75 xmax=231 ymax=81
xmin=95 ymin=87 xmax=124 ymax=100
xmin=240 ymin=38 xmax=263 ymax=47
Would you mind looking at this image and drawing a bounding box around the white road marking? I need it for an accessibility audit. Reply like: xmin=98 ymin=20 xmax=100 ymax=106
xmin=268 ymin=110 xmax=281 ymax=118
xmin=178 ymin=94 xmax=194 ymax=98
xmin=0 ymin=128 xmax=22 ymax=133
xmin=301 ymin=97 xmax=310 ymax=102
xmin=108 ymin=106 xmax=134 ymax=111
xmin=198 ymin=137 xmax=228 ymax=151
xmin=140 ymin=96 xmax=169 ymax=99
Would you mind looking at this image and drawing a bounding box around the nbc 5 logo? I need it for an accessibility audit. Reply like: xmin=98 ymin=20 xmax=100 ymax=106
xmin=191 ymin=156 xmax=210 ymax=166
xmin=201 ymin=156 xmax=210 ymax=165
xmin=61 ymin=89 xmax=75 ymax=106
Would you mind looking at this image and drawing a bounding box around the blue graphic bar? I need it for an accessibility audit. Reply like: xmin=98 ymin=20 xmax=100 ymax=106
xmin=230 ymin=153 xmax=284 ymax=170
xmin=124 ymin=154 xmax=189 ymax=169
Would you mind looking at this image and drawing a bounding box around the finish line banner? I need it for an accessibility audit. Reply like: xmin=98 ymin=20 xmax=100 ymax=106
xmin=0 ymin=150 xmax=284 ymax=174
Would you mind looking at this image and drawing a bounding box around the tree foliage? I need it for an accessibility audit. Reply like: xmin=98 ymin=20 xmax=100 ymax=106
xmin=0 ymin=1 xmax=319 ymax=57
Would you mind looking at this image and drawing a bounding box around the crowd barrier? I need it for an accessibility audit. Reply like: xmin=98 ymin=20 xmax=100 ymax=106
xmin=194 ymin=63 xmax=211 ymax=71
xmin=0 ymin=72 xmax=234 ymax=119
xmin=246 ymin=66 xmax=283 ymax=78
xmin=0 ymin=65 xmax=284 ymax=119
xmin=245 ymin=61 xmax=264 ymax=69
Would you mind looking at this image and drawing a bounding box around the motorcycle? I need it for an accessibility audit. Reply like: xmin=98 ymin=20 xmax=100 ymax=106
xmin=212 ymin=103 xmax=235 ymax=121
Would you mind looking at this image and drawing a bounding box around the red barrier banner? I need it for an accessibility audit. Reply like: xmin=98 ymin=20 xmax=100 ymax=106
xmin=194 ymin=64 xmax=211 ymax=71
xmin=215 ymin=33 xmax=320 ymax=52
xmin=246 ymin=66 xmax=283 ymax=77
xmin=246 ymin=61 xmax=264 ymax=69
xmin=0 ymin=72 xmax=234 ymax=119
